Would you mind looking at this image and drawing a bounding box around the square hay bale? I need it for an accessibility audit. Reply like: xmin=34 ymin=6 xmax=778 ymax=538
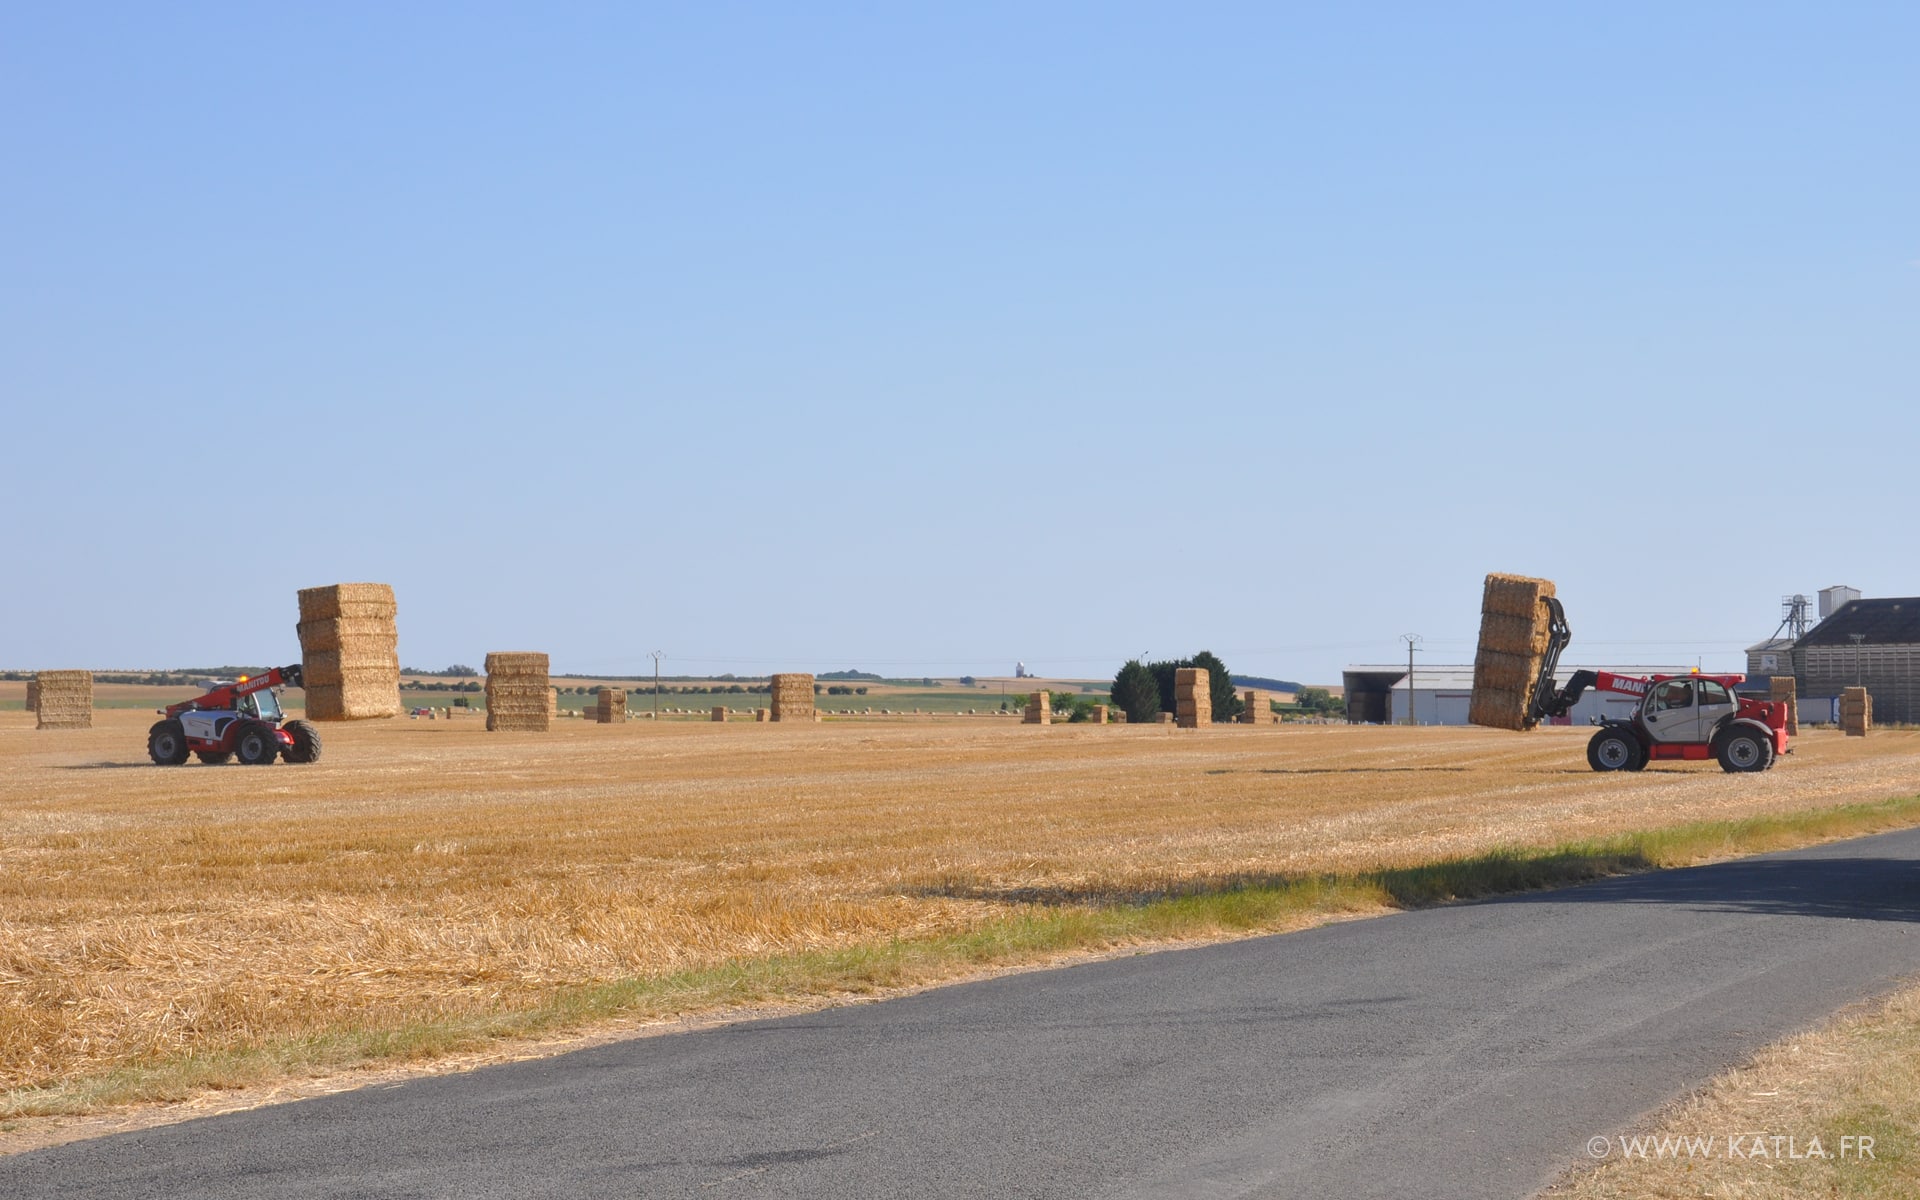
xmin=1093 ymin=703 xmax=1108 ymax=725
xmin=596 ymin=688 xmax=627 ymax=724
xmin=295 ymin=583 xmax=400 ymax=720
xmin=1770 ymin=677 xmax=1798 ymax=736
xmin=1468 ymin=572 xmax=1557 ymax=732
xmin=769 ymin=673 xmax=815 ymax=722
xmin=33 ymin=671 xmax=92 ymax=730
xmin=1023 ymin=691 xmax=1051 ymax=725
xmin=1841 ymin=686 xmax=1871 ymax=736
xmin=484 ymin=651 xmax=551 ymax=732
xmin=1156 ymin=712 xmax=1175 ymax=724
xmin=1174 ymin=667 xmax=1210 ymax=728
xmin=756 ymin=708 xmax=770 ymax=722
xmin=297 ymin=583 xmax=397 ymax=623
xmin=24 ymin=679 xmax=38 ymax=712
xmin=711 ymin=706 xmax=727 ymax=722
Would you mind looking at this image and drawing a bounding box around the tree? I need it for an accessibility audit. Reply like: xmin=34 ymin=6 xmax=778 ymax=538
xmin=959 ymin=676 xmax=977 ymax=687
xmin=1191 ymin=650 xmax=1243 ymax=723
xmin=1295 ymin=686 xmax=1341 ymax=716
xmin=1111 ymin=660 xmax=1160 ymax=724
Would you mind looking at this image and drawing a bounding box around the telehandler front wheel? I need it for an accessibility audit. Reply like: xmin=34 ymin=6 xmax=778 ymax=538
xmin=282 ymin=719 xmax=323 ymax=764
xmin=235 ymin=723 xmax=281 ymax=766
xmin=1586 ymin=728 xmax=1641 ymax=772
xmin=1716 ymin=728 xmax=1772 ymax=773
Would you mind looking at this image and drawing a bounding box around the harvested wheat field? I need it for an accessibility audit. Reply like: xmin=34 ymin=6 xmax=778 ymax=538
xmin=4 ymin=709 xmax=1920 ymax=1128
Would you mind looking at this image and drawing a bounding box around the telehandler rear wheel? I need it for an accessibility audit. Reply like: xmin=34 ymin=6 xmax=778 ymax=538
xmin=148 ymin=719 xmax=189 ymax=766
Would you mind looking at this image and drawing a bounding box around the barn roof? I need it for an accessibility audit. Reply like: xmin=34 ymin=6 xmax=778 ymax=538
xmin=1797 ymin=598 xmax=1920 ymax=647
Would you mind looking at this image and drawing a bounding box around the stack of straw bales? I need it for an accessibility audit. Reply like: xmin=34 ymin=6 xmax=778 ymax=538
xmin=1024 ymin=691 xmax=1051 ymax=725
xmin=596 ymin=688 xmax=627 ymax=724
xmin=769 ymin=674 xmax=815 ymax=722
xmin=1468 ymin=573 xmax=1557 ymax=731
xmin=296 ymin=583 xmax=400 ymax=720
xmin=1156 ymin=712 xmax=1175 ymax=725
xmin=24 ymin=679 xmax=38 ymax=713
xmin=1842 ymin=686 xmax=1872 ymax=737
xmin=33 ymin=671 xmax=91 ymax=730
xmin=1175 ymin=668 xmax=1211 ymax=728
xmin=1769 ymin=677 xmax=1799 ymax=737
xmin=484 ymin=652 xmax=550 ymax=732
xmin=711 ymin=706 xmax=727 ymax=722
xmin=1093 ymin=704 xmax=1109 ymax=725
xmin=1240 ymin=689 xmax=1279 ymax=725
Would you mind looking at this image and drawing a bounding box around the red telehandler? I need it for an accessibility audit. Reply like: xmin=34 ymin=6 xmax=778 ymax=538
xmin=147 ymin=664 xmax=322 ymax=766
xmin=1525 ymin=598 xmax=1789 ymax=773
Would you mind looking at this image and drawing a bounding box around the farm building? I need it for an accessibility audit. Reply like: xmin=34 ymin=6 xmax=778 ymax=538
xmin=1791 ymin=596 xmax=1920 ymax=726
xmin=1343 ymin=664 xmax=1697 ymax=726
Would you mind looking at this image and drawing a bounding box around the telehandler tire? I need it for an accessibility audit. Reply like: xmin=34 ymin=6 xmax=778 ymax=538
xmin=1716 ymin=728 xmax=1772 ymax=773
xmin=1586 ymin=727 xmax=1641 ymax=772
xmin=148 ymin=719 xmax=189 ymax=766
xmin=235 ymin=723 xmax=281 ymax=766
xmin=282 ymin=719 xmax=323 ymax=764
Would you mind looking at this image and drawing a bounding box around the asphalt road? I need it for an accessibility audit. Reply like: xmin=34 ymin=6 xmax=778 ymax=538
xmin=7 ymin=828 xmax=1920 ymax=1200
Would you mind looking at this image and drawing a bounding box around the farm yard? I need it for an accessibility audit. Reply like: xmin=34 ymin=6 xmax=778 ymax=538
xmin=4 ymin=698 xmax=1920 ymax=1133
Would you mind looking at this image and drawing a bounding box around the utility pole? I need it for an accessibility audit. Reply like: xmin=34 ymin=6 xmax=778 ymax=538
xmin=651 ymin=650 xmax=664 ymax=720
xmin=1401 ymin=633 xmax=1423 ymax=726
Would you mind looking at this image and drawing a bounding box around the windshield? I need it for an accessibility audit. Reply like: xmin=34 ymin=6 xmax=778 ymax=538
xmin=242 ymin=689 xmax=283 ymax=720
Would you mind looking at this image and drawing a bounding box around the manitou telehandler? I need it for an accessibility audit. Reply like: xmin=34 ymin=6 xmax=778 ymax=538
xmin=147 ymin=664 xmax=322 ymax=766
xmin=1526 ymin=599 xmax=1789 ymax=773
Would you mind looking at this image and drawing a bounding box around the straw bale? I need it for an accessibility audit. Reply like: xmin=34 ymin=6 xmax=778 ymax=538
xmin=294 ymin=584 xmax=400 ymax=720
xmin=1156 ymin=712 xmax=1175 ymax=724
xmin=1023 ymin=691 xmax=1052 ymax=725
xmin=484 ymin=652 xmax=549 ymax=675
xmin=756 ymin=709 xmax=770 ymax=722
xmin=769 ymin=673 xmax=815 ymax=722
xmin=596 ymin=688 xmax=627 ymax=724
xmin=1468 ymin=690 xmax=1533 ymax=732
xmin=33 ymin=671 xmax=92 ymax=729
xmin=293 ymin=618 xmax=399 ymax=653
xmin=1480 ymin=573 xmax=1556 ymax=620
xmin=24 ymin=680 xmax=38 ymax=712
xmin=1769 ymin=677 xmax=1798 ymax=736
xmin=711 ymin=707 xmax=727 ymax=723
xmin=1093 ymin=704 xmax=1109 ymax=725
xmin=304 ymin=680 xmax=402 ymax=722
xmin=1174 ymin=668 xmax=1210 ymax=728
xmin=297 ymin=583 xmax=396 ymax=623
xmin=1468 ymin=573 xmax=1558 ymax=732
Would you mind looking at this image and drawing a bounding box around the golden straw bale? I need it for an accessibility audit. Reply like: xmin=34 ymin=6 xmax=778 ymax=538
xmin=33 ymin=671 xmax=93 ymax=730
xmin=1770 ymin=677 xmax=1798 ymax=736
xmin=1469 ymin=573 xmax=1558 ymax=732
xmin=769 ymin=674 xmax=815 ymax=722
xmin=297 ymin=583 xmax=397 ymax=623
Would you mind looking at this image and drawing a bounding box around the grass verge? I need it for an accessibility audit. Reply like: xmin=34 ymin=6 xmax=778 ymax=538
xmin=9 ymin=792 xmax=1920 ymax=1121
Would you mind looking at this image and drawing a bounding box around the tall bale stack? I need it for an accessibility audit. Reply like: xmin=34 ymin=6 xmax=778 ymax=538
xmin=484 ymin=652 xmax=551 ymax=732
xmin=1468 ymin=573 xmax=1557 ymax=731
xmin=296 ymin=583 xmax=400 ymax=720
xmin=33 ymin=671 xmax=92 ymax=730
xmin=769 ymin=674 xmax=815 ymax=722
xmin=1175 ymin=668 xmax=1211 ymax=728
xmin=1093 ymin=704 xmax=1109 ymax=725
xmin=1240 ymin=689 xmax=1278 ymax=725
xmin=1769 ymin=677 xmax=1799 ymax=737
xmin=24 ymin=679 xmax=38 ymax=713
xmin=1023 ymin=691 xmax=1051 ymax=725
xmin=1841 ymin=686 xmax=1872 ymax=737
xmin=596 ymin=688 xmax=627 ymax=724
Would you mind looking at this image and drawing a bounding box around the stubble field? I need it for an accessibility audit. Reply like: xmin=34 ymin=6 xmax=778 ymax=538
xmin=4 ymin=706 xmax=1920 ymax=1121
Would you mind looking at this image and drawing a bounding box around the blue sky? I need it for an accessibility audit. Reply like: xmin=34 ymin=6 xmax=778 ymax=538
xmin=4 ymin=3 xmax=1915 ymax=683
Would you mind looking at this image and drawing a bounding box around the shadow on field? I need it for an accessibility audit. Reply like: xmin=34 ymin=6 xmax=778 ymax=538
xmin=1495 ymin=854 xmax=1920 ymax=924
xmin=905 ymin=845 xmax=1920 ymax=924
xmin=1250 ymin=767 xmax=1474 ymax=776
xmin=56 ymin=762 xmax=154 ymax=771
